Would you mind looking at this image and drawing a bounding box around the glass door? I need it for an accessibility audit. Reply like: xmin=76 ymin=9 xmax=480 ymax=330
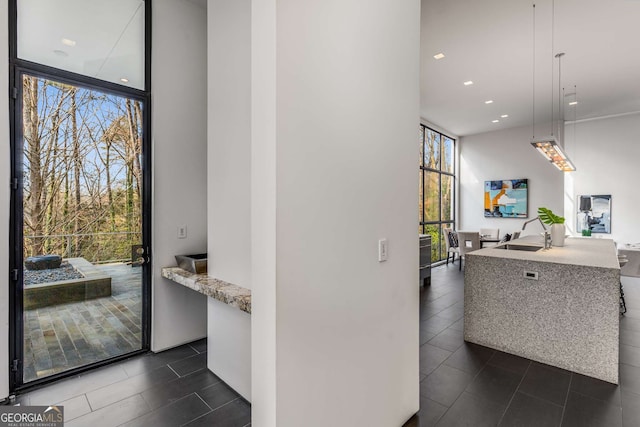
xmin=16 ymin=73 xmax=149 ymax=384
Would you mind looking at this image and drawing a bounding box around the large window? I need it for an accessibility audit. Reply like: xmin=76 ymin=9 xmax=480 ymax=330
xmin=419 ymin=125 xmax=455 ymax=262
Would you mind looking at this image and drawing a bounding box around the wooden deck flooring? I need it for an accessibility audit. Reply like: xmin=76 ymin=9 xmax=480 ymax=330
xmin=23 ymin=263 xmax=142 ymax=382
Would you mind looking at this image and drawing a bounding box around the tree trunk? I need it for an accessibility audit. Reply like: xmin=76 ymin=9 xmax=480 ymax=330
xmin=63 ymin=129 xmax=70 ymax=257
xmin=124 ymin=99 xmax=141 ymax=234
xmin=71 ymin=88 xmax=81 ymax=256
xmin=132 ymin=101 xmax=144 ymax=232
xmin=105 ymin=141 xmax=116 ymax=231
xmin=23 ymin=76 xmax=44 ymax=255
xmin=43 ymin=91 xmax=67 ymax=254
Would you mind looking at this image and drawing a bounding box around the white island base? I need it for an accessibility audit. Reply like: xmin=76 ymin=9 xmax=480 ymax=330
xmin=464 ymin=236 xmax=620 ymax=384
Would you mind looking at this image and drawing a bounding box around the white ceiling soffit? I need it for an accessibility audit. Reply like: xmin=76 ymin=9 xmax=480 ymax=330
xmin=420 ymin=0 xmax=640 ymax=137
xmin=17 ymin=0 xmax=145 ymax=90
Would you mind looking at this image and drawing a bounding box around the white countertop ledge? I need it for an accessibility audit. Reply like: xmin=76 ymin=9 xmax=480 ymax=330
xmin=472 ymin=235 xmax=620 ymax=269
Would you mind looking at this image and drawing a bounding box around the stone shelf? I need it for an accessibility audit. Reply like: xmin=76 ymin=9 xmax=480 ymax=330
xmin=161 ymin=267 xmax=251 ymax=314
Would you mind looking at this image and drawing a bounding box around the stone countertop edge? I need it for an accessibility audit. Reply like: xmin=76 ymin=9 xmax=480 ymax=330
xmin=161 ymin=267 xmax=251 ymax=314
xmin=469 ymin=235 xmax=620 ymax=270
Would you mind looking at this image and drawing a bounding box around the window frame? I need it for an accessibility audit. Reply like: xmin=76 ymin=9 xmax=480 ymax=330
xmin=8 ymin=0 xmax=152 ymax=392
xmin=419 ymin=124 xmax=456 ymax=263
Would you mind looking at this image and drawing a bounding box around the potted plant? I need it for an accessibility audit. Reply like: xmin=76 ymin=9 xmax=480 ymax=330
xmin=538 ymin=207 xmax=566 ymax=247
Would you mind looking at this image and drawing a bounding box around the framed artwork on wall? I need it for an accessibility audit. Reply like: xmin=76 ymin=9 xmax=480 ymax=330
xmin=484 ymin=179 xmax=528 ymax=218
xmin=577 ymin=194 xmax=611 ymax=234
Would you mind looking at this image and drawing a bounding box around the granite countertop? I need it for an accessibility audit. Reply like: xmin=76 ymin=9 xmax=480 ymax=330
xmin=161 ymin=267 xmax=251 ymax=314
xmin=472 ymin=235 xmax=619 ymax=269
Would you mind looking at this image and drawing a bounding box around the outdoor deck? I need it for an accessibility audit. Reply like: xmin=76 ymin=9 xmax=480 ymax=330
xmin=23 ymin=263 xmax=142 ymax=382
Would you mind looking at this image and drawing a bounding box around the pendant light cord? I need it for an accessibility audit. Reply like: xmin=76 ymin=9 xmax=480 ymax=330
xmin=573 ymin=84 xmax=577 ymax=150
xmin=558 ymin=54 xmax=563 ymax=137
xmin=532 ymin=3 xmax=536 ymax=139
xmin=551 ymin=0 xmax=555 ymax=136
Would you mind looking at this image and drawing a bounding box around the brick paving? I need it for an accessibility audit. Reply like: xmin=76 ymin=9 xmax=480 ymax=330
xmin=23 ymin=263 xmax=142 ymax=382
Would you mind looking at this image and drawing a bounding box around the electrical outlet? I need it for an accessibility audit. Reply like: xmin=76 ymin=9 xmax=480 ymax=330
xmin=177 ymin=225 xmax=187 ymax=239
xmin=378 ymin=238 xmax=388 ymax=262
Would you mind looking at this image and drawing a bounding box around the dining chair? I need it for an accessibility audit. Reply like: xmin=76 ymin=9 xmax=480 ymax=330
xmin=457 ymin=231 xmax=481 ymax=271
xmin=619 ymin=254 xmax=628 ymax=314
xmin=443 ymin=227 xmax=459 ymax=265
xmin=480 ymin=228 xmax=500 ymax=239
xmin=480 ymin=228 xmax=500 ymax=247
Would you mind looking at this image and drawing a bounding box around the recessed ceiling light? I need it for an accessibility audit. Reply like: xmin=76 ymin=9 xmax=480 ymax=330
xmin=463 ymin=81 xmax=474 ymax=86
xmin=53 ymin=49 xmax=68 ymax=57
xmin=492 ymin=120 xmax=499 ymax=123
xmin=61 ymin=38 xmax=76 ymax=47
xmin=485 ymin=100 xmax=493 ymax=104
xmin=120 ymin=78 xmax=129 ymax=83
xmin=501 ymin=114 xmax=509 ymax=118
xmin=433 ymin=53 xmax=445 ymax=60
xmin=568 ymin=101 xmax=578 ymax=106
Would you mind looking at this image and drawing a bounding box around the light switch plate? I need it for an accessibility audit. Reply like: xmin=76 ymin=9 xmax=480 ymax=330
xmin=378 ymin=238 xmax=388 ymax=262
xmin=177 ymin=225 xmax=187 ymax=239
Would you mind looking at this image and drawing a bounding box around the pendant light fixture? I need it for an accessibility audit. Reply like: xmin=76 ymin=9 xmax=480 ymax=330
xmin=530 ymin=1 xmax=576 ymax=172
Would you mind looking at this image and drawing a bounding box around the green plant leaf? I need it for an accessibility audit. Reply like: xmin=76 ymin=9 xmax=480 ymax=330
xmin=537 ymin=207 xmax=565 ymax=224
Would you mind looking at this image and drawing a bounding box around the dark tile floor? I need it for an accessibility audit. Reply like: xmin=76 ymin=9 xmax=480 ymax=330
xmin=405 ymin=263 xmax=640 ymax=427
xmin=12 ymin=262 xmax=639 ymax=426
xmin=13 ymin=339 xmax=251 ymax=427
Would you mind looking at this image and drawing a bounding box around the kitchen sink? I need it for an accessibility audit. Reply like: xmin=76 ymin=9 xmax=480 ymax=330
xmin=494 ymin=244 xmax=543 ymax=252
xmin=175 ymin=253 xmax=208 ymax=274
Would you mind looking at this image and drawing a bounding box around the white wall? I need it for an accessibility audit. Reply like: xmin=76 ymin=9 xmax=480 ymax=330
xmin=250 ymin=0 xmax=421 ymax=425
xmin=1 ymin=1 xmax=10 ymax=400
xmin=207 ymin=0 xmax=253 ymax=400
xmin=151 ymin=0 xmax=208 ymax=351
xmin=207 ymin=299 xmax=251 ymax=399
xmin=564 ymin=113 xmax=640 ymax=243
xmin=251 ymin=0 xmax=277 ymax=423
xmin=460 ymin=123 xmax=564 ymax=236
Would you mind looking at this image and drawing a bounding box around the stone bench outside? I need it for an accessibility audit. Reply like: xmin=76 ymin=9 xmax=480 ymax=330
xmin=25 ymin=255 xmax=62 ymax=271
xmin=24 ymin=258 xmax=112 ymax=310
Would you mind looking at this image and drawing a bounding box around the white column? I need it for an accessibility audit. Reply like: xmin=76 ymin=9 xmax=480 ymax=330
xmin=151 ymin=0 xmax=209 ymax=351
xmin=252 ymin=0 xmax=421 ymax=425
xmin=208 ymin=0 xmax=253 ymax=400
xmin=251 ymin=0 xmax=277 ymax=423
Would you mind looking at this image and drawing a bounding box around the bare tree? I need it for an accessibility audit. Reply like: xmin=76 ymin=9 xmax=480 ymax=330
xmin=22 ymin=77 xmax=144 ymax=262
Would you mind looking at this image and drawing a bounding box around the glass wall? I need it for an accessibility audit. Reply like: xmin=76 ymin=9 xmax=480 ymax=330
xmin=419 ymin=125 xmax=456 ymax=262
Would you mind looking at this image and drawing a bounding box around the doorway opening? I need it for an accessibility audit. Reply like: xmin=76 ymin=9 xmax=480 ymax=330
xmin=18 ymin=74 xmax=147 ymax=383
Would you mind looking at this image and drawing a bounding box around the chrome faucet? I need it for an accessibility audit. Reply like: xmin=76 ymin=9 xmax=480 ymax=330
xmin=543 ymin=230 xmax=552 ymax=250
xmin=522 ymin=216 xmax=552 ymax=250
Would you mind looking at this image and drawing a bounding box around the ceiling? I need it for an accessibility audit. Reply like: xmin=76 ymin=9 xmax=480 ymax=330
xmin=16 ymin=0 xmax=639 ymax=133
xmin=420 ymin=0 xmax=640 ymax=137
xmin=17 ymin=0 xmax=145 ymax=89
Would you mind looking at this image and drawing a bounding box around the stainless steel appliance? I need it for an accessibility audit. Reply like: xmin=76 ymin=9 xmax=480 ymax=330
xmin=419 ymin=234 xmax=431 ymax=286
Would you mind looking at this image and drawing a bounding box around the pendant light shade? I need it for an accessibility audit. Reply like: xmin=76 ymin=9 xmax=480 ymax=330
xmin=531 ymin=138 xmax=576 ymax=172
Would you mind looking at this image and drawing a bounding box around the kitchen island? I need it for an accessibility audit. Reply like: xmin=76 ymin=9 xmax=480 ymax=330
xmin=464 ymin=236 xmax=620 ymax=383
